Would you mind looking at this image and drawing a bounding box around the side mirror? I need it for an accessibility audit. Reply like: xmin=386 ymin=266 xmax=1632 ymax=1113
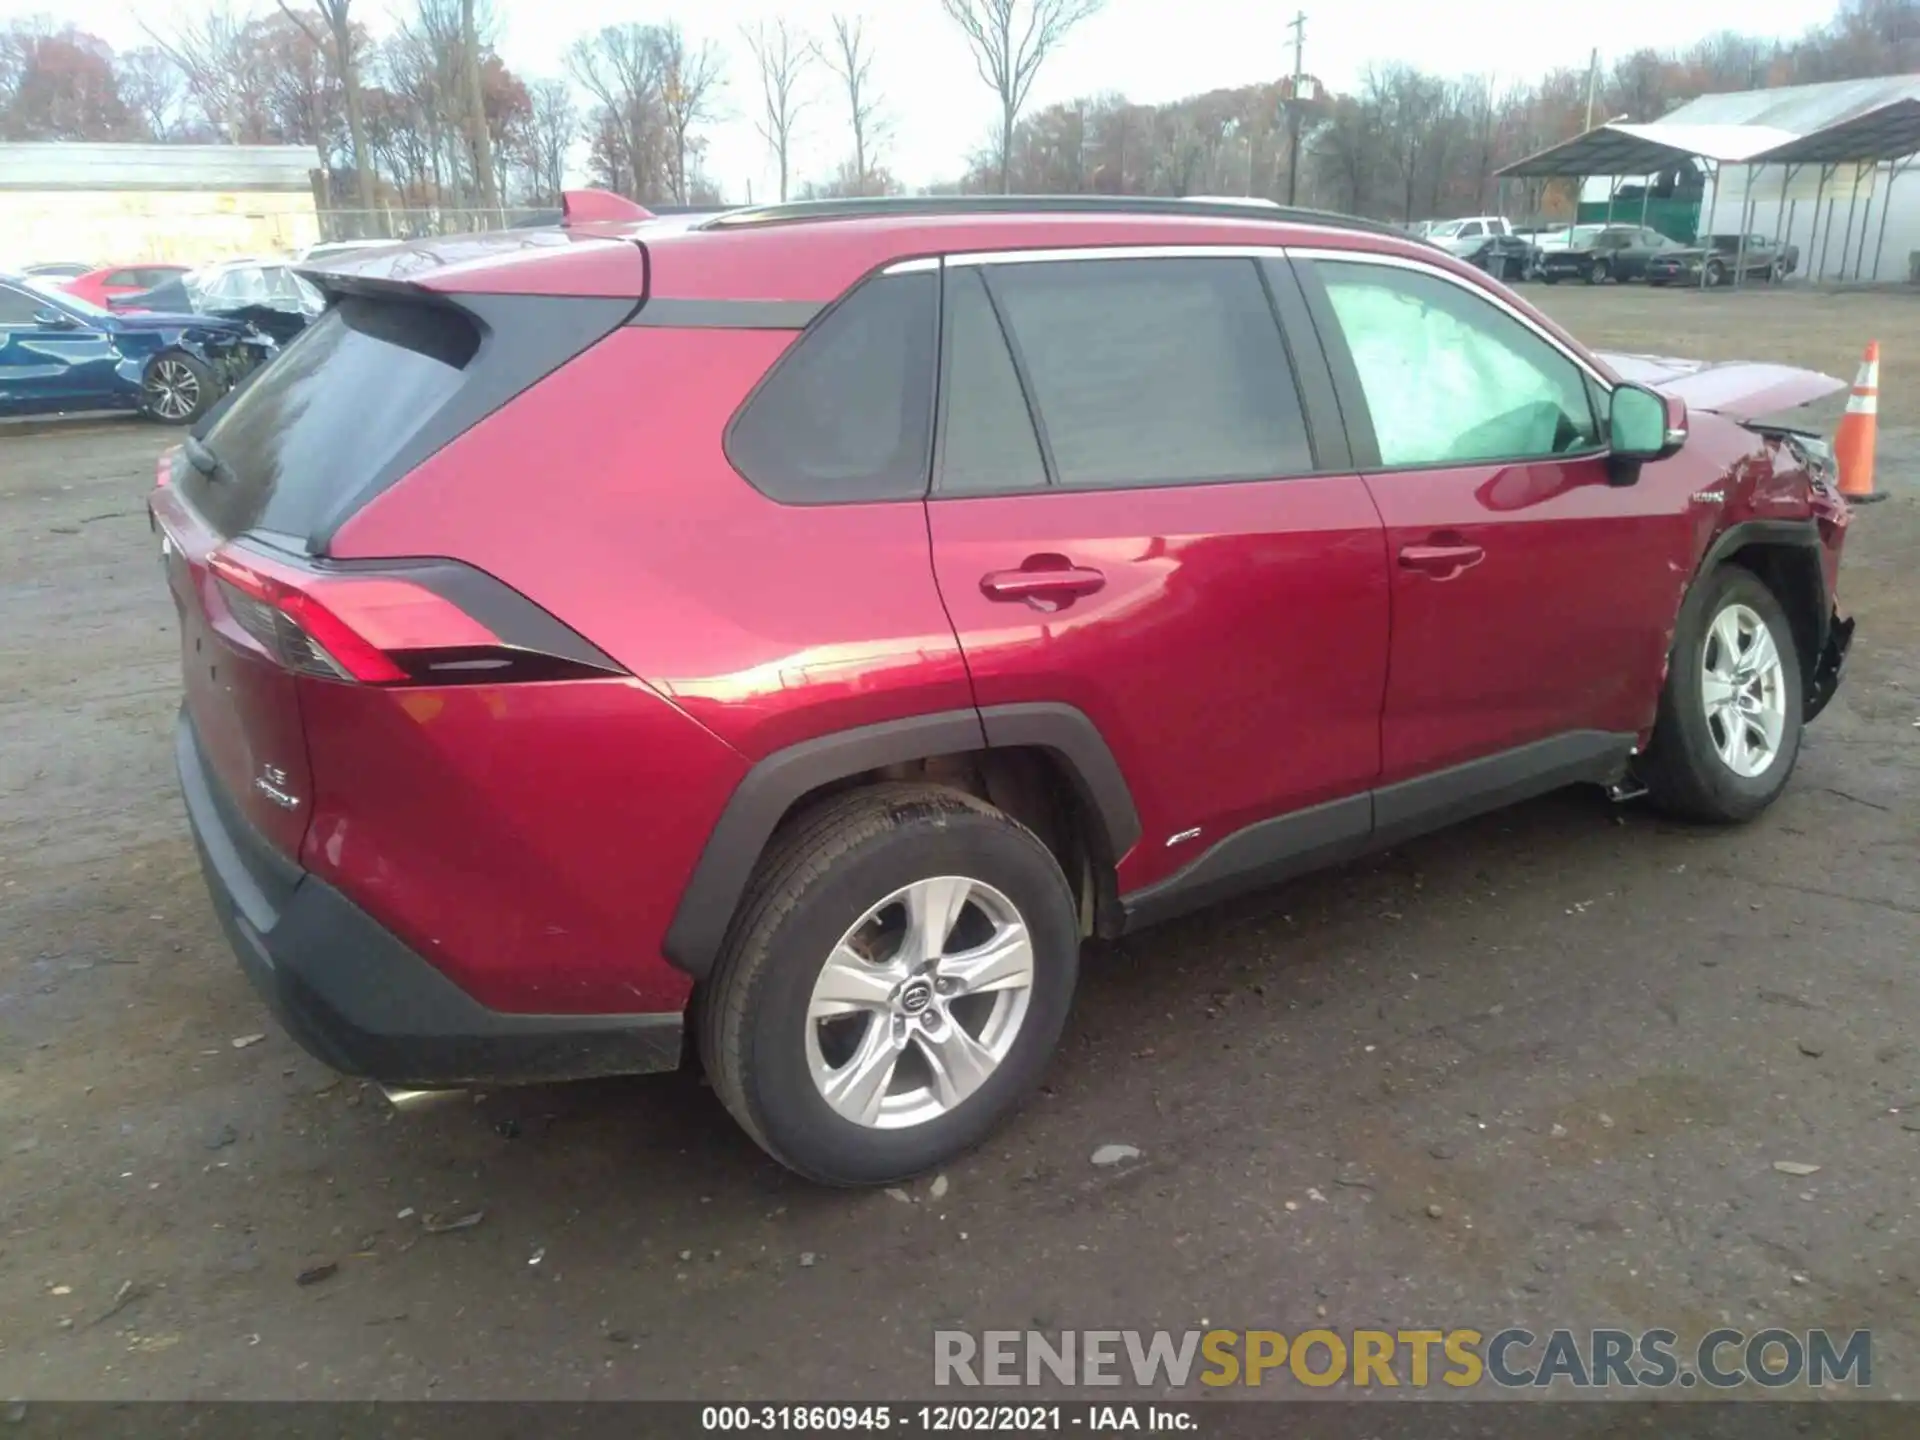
xmin=33 ymin=309 xmax=78 ymax=330
xmin=1606 ymin=383 xmax=1684 ymax=483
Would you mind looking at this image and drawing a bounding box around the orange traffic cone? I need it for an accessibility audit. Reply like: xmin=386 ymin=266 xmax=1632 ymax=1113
xmin=1834 ymin=342 xmax=1887 ymax=504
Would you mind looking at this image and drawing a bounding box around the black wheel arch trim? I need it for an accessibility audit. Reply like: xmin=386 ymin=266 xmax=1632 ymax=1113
xmin=1692 ymin=518 xmax=1833 ymax=675
xmin=662 ymin=703 xmax=1140 ymax=980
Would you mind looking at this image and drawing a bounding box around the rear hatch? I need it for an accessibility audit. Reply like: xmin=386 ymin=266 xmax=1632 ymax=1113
xmin=151 ymin=256 xmax=644 ymax=866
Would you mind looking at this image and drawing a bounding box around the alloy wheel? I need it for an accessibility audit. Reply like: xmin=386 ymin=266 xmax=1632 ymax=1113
xmin=1701 ymin=602 xmax=1787 ymax=779
xmin=805 ymin=876 xmax=1034 ymax=1130
xmin=145 ymin=359 xmax=201 ymax=421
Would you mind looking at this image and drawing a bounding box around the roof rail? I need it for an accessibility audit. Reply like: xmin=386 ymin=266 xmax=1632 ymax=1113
xmin=695 ymin=194 xmax=1402 ymax=237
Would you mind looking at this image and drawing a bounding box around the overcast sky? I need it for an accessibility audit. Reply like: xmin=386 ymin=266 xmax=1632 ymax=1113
xmin=30 ymin=0 xmax=1827 ymax=199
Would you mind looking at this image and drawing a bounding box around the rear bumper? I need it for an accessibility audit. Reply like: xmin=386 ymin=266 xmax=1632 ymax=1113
xmin=174 ymin=712 xmax=682 ymax=1087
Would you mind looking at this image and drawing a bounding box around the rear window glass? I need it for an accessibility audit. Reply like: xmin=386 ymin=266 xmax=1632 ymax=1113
xmin=983 ymin=256 xmax=1312 ymax=489
xmin=938 ymin=267 xmax=1048 ymax=494
xmin=726 ymin=271 xmax=938 ymax=503
xmin=181 ymin=295 xmax=479 ymax=539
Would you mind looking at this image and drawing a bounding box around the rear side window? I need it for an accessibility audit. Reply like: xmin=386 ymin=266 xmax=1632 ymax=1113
xmin=980 ymin=256 xmax=1311 ymax=489
xmin=938 ymin=267 xmax=1048 ymax=494
xmin=182 ymin=295 xmax=479 ymax=539
xmin=0 ymin=286 xmax=41 ymax=324
xmin=728 ymin=271 xmax=938 ymax=503
xmin=105 ymin=269 xmax=141 ymax=286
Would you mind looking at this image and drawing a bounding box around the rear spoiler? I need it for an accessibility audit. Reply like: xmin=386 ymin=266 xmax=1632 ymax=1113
xmin=561 ymin=189 xmax=653 ymax=225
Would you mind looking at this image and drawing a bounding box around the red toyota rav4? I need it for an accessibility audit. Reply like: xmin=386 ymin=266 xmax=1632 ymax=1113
xmin=153 ymin=195 xmax=1854 ymax=1185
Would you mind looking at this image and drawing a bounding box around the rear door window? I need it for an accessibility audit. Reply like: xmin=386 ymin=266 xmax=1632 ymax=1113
xmin=727 ymin=271 xmax=938 ymax=503
xmin=936 ymin=267 xmax=1048 ymax=495
xmin=976 ymin=255 xmax=1312 ymax=489
xmin=181 ymin=294 xmax=479 ymax=540
xmin=0 ymin=286 xmax=42 ymax=325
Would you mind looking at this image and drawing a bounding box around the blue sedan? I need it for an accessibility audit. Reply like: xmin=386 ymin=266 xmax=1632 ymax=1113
xmin=0 ymin=275 xmax=277 ymax=425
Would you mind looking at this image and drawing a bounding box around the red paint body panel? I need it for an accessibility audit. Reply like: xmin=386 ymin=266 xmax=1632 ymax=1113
xmin=1363 ymin=456 xmax=1693 ymax=780
xmin=151 ymin=486 xmax=314 ymax=861
xmin=927 ymin=478 xmax=1390 ymax=889
xmin=297 ymin=675 xmax=736 ymax=1013
xmin=62 ymin=265 xmax=189 ymax=308
xmin=333 ymin=326 xmax=976 ymax=761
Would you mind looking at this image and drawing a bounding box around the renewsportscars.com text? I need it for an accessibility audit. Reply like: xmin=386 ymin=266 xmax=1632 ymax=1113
xmin=934 ymin=1327 xmax=1872 ymax=1390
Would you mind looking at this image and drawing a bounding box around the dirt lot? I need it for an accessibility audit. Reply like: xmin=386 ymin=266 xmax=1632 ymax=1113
xmin=1 ymin=285 xmax=1916 ymax=1403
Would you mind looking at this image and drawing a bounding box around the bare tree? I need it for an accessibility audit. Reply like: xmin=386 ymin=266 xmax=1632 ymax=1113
xmin=460 ymin=0 xmax=497 ymax=209
xmin=274 ymin=0 xmax=378 ymax=215
xmin=566 ymin=23 xmax=666 ymax=199
xmin=522 ymin=77 xmax=574 ymax=203
xmin=656 ymin=23 xmax=724 ymax=204
xmin=115 ymin=45 xmax=192 ymax=140
xmin=937 ymin=0 xmax=1106 ymax=193
xmin=817 ymin=14 xmax=883 ymax=193
xmin=142 ymin=4 xmax=274 ymax=141
xmin=743 ymin=19 xmax=811 ymax=203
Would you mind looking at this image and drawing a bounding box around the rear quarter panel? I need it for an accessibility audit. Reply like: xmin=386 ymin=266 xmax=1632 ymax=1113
xmin=330 ymin=326 xmax=976 ymax=759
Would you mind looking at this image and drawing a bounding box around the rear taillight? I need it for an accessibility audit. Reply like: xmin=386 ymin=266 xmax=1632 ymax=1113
xmin=203 ymin=544 xmax=620 ymax=687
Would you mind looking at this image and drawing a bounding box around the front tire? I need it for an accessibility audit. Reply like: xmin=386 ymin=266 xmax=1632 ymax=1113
xmin=1587 ymin=258 xmax=1611 ymax=285
xmin=699 ymin=784 xmax=1080 ymax=1186
xmin=1640 ymin=565 xmax=1803 ymax=823
xmin=142 ymin=352 xmax=217 ymax=425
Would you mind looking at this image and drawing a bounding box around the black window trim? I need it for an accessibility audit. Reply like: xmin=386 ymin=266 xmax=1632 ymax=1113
xmin=720 ymin=260 xmax=944 ymax=507
xmin=929 ymin=245 xmax=1337 ymax=500
xmin=1289 ymin=247 xmax=1612 ymax=475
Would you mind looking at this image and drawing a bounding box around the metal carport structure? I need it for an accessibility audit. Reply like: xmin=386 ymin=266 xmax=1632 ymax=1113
xmin=1496 ymin=122 xmax=1801 ymax=289
xmin=1746 ymin=98 xmax=1920 ymax=283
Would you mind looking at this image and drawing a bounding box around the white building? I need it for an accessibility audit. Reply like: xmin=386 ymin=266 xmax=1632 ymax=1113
xmin=0 ymin=143 xmax=321 ymax=271
xmin=1514 ymin=74 xmax=1920 ymax=282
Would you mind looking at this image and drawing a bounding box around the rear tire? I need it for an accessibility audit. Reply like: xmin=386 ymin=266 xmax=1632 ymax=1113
xmin=699 ymin=784 xmax=1080 ymax=1186
xmin=1640 ymin=565 xmax=1803 ymax=824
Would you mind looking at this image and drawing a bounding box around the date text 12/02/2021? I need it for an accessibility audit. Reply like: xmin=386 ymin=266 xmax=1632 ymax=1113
xmin=701 ymin=1405 xmax=1197 ymax=1431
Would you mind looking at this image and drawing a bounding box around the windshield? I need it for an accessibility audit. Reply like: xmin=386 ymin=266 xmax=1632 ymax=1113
xmin=22 ymin=278 xmax=111 ymax=319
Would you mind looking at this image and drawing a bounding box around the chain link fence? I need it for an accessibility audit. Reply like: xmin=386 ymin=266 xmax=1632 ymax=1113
xmin=316 ymin=206 xmax=561 ymax=243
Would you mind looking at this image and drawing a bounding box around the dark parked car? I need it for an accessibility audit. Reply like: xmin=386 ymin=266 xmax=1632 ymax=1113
xmin=1539 ymin=225 xmax=1685 ymax=284
xmin=1423 ymin=216 xmax=1535 ymax=281
xmin=1 ymin=275 xmax=275 ymax=423
xmin=112 ymin=260 xmax=326 ymax=345
xmin=153 ymin=194 xmax=1856 ymax=1186
xmin=1646 ymin=234 xmax=1799 ymax=287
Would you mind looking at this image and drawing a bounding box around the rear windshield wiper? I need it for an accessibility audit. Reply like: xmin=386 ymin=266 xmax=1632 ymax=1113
xmin=182 ymin=434 xmax=233 ymax=484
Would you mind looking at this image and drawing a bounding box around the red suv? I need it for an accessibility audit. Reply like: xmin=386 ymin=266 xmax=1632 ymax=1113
xmin=154 ymin=195 xmax=1854 ymax=1186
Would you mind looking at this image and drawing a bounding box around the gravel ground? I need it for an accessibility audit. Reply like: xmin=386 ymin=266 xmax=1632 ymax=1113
xmin=0 ymin=284 xmax=1915 ymax=1403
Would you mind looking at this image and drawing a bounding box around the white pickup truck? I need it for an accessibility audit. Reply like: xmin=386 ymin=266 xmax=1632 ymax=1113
xmin=1423 ymin=216 xmax=1534 ymax=281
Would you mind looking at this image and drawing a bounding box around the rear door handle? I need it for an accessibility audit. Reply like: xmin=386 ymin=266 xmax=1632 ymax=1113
xmin=1398 ymin=542 xmax=1485 ymax=578
xmin=980 ymin=561 xmax=1107 ymax=605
